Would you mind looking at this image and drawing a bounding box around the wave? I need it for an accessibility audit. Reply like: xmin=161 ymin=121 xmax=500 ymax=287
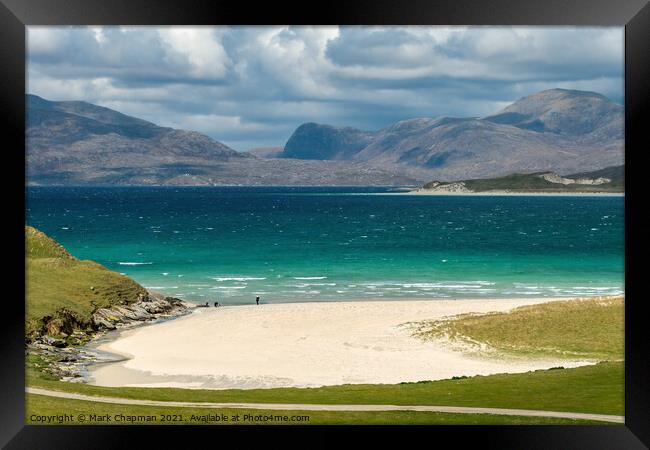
xmin=571 ymin=286 xmax=617 ymax=290
xmin=211 ymin=277 xmax=267 ymax=281
xmin=118 ymin=262 xmax=153 ymax=266
xmin=293 ymin=276 xmax=328 ymax=280
xmin=398 ymin=282 xmax=494 ymax=289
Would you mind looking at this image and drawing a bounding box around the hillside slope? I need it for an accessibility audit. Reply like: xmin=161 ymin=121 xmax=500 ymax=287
xmin=25 ymin=226 xmax=147 ymax=337
xmin=27 ymin=94 xmax=248 ymax=184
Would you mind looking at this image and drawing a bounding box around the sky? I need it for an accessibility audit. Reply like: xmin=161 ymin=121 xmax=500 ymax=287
xmin=27 ymin=26 xmax=624 ymax=151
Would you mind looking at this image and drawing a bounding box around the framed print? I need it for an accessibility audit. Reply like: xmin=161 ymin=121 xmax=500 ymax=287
xmin=1 ymin=0 xmax=648 ymax=447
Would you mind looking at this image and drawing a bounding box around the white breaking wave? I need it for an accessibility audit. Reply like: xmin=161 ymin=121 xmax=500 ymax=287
xmin=118 ymin=262 xmax=153 ymax=266
xmin=211 ymin=277 xmax=267 ymax=281
xmin=287 ymin=283 xmax=336 ymax=288
xmin=293 ymin=276 xmax=328 ymax=280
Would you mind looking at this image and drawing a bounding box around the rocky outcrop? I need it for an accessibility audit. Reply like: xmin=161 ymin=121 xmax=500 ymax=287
xmin=91 ymin=292 xmax=190 ymax=331
xmin=419 ymin=181 xmax=471 ymax=193
xmin=540 ymin=172 xmax=610 ymax=186
xmin=43 ymin=310 xmax=87 ymax=337
xmin=28 ymin=291 xmax=193 ymax=381
xmin=28 ymin=333 xmax=97 ymax=380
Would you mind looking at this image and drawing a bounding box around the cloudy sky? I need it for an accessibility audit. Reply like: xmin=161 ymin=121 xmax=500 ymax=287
xmin=27 ymin=26 xmax=623 ymax=151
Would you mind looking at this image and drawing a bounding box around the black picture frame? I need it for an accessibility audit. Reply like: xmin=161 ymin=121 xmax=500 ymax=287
xmin=2 ymin=0 xmax=648 ymax=447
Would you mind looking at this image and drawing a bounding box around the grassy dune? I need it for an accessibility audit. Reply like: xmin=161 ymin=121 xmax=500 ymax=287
xmin=411 ymin=296 xmax=624 ymax=360
xmin=25 ymin=226 xmax=146 ymax=336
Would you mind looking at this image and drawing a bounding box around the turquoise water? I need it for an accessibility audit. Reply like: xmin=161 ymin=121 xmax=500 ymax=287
xmin=26 ymin=187 xmax=624 ymax=304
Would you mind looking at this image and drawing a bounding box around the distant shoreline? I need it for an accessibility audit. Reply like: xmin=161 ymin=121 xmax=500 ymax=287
xmin=401 ymin=190 xmax=624 ymax=197
xmin=26 ymin=184 xmax=623 ymax=196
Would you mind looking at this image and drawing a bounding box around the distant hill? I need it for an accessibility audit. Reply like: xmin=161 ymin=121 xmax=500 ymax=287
xmin=282 ymin=123 xmax=376 ymax=160
xmin=27 ymin=94 xmax=246 ymax=184
xmin=26 ymin=95 xmax=419 ymax=186
xmin=419 ymin=165 xmax=624 ymax=193
xmin=278 ymin=89 xmax=624 ymax=181
xmin=484 ymin=89 xmax=622 ymax=138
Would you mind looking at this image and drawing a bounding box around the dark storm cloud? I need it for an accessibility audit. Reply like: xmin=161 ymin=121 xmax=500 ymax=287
xmin=27 ymin=26 xmax=623 ymax=151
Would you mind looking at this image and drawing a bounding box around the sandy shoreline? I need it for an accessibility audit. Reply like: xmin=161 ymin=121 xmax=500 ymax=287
xmin=86 ymin=297 xmax=596 ymax=390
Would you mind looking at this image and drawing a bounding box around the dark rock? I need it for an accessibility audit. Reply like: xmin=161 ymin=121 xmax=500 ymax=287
xmin=44 ymin=336 xmax=67 ymax=348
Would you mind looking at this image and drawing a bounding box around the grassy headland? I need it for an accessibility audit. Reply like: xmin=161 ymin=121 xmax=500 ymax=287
xmin=421 ymin=166 xmax=624 ymax=193
xmin=26 ymin=226 xmax=147 ymax=337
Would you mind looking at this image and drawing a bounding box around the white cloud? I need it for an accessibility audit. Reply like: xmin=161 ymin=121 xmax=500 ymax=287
xmin=27 ymin=27 xmax=68 ymax=56
xmin=27 ymin=26 xmax=624 ymax=150
xmin=158 ymin=27 xmax=231 ymax=79
xmin=89 ymin=27 xmax=106 ymax=44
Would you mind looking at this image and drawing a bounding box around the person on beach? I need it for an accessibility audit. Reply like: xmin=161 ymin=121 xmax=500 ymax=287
xmin=256 ymin=296 xmax=260 ymax=305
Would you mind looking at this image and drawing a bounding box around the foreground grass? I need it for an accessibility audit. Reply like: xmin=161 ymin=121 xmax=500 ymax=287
xmin=25 ymin=226 xmax=146 ymax=335
xmin=27 ymin=361 xmax=623 ymax=416
xmin=412 ymin=296 xmax=624 ymax=360
xmin=25 ymin=394 xmax=606 ymax=425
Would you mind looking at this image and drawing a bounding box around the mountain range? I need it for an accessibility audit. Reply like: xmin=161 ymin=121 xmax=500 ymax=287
xmin=276 ymin=89 xmax=623 ymax=181
xmin=26 ymin=89 xmax=624 ymax=186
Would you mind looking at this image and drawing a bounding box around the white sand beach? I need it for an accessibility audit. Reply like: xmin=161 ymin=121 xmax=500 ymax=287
xmin=88 ymin=298 xmax=594 ymax=390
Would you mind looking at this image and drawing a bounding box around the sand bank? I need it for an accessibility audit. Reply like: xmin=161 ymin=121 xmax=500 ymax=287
xmin=87 ymin=298 xmax=594 ymax=390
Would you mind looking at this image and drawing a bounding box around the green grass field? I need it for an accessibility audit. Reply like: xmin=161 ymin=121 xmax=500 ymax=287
xmin=27 ymin=358 xmax=623 ymax=416
xmin=25 ymin=394 xmax=605 ymax=425
xmin=26 ymin=226 xmax=146 ymax=336
xmin=411 ymin=296 xmax=624 ymax=360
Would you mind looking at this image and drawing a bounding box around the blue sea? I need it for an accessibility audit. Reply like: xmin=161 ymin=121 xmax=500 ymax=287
xmin=26 ymin=187 xmax=624 ymax=304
